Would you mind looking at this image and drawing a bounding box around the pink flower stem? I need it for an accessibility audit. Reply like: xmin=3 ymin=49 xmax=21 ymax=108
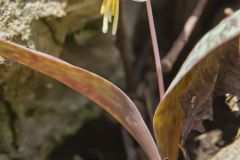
xmin=146 ymin=0 xmax=165 ymax=99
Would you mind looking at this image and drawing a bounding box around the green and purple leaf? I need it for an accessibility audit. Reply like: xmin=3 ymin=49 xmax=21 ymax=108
xmin=0 ymin=40 xmax=161 ymax=160
xmin=153 ymin=10 xmax=240 ymax=160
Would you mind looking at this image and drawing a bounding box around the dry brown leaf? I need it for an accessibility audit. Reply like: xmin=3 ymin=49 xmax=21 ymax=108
xmin=154 ymin=10 xmax=240 ymax=160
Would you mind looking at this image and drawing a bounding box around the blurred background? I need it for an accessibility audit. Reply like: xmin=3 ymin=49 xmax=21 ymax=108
xmin=0 ymin=0 xmax=239 ymax=160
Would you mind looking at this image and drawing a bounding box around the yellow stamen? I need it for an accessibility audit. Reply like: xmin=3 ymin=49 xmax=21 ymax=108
xmin=112 ymin=0 xmax=119 ymax=35
xmin=102 ymin=0 xmax=111 ymax=33
xmin=100 ymin=0 xmax=107 ymax=14
xmin=111 ymin=0 xmax=116 ymax=16
xmin=100 ymin=7 xmax=104 ymax=14
xmin=100 ymin=0 xmax=146 ymax=35
xmin=100 ymin=0 xmax=119 ymax=35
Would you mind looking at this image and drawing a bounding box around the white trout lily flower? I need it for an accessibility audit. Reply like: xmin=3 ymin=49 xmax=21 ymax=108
xmin=100 ymin=0 xmax=146 ymax=35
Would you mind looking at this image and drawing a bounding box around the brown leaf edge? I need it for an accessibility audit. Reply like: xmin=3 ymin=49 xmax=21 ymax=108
xmin=0 ymin=40 xmax=161 ymax=160
xmin=153 ymin=10 xmax=240 ymax=160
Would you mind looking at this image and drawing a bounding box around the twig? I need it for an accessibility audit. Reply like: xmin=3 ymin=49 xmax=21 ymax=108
xmin=122 ymin=128 xmax=138 ymax=160
xmin=135 ymin=40 xmax=151 ymax=82
xmin=146 ymin=0 xmax=165 ymax=99
xmin=116 ymin=1 xmax=136 ymax=92
xmin=117 ymin=2 xmax=138 ymax=160
xmin=144 ymin=84 xmax=154 ymax=123
xmin=162 ymin=0 xmax=208 ymax=73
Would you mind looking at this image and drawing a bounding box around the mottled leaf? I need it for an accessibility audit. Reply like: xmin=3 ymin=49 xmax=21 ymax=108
xmin=153 ymin=10 xmax=240 ymax=160
xmin=0 ymin=40 xmax=161 ymax=160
